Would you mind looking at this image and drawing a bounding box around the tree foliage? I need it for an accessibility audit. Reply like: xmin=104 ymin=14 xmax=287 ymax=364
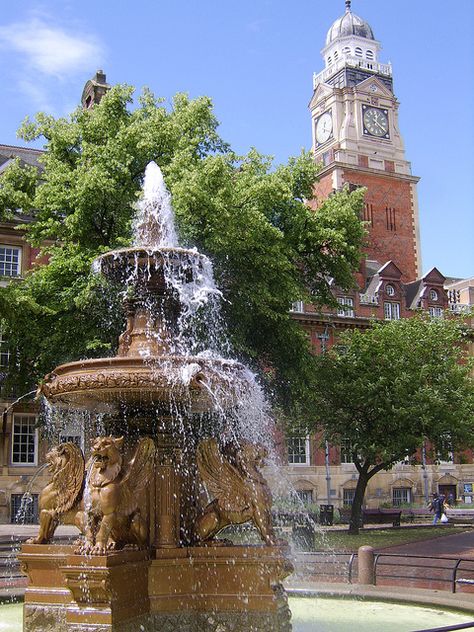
xmin=311 ymin=315 xmax=474 ymax=533
xmin=0 ymin=85 xmax=365 ymax=413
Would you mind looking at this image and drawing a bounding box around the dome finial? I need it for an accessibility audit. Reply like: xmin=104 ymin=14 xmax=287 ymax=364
xmin=345 ymin=0 xmax=351 ymax=12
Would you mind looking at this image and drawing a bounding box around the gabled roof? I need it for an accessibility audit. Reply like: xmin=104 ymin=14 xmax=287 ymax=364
xmin=0 ymin=144 xmax=44 ymax=170
xmin=404 ymin=268 xmax=446 ymax=309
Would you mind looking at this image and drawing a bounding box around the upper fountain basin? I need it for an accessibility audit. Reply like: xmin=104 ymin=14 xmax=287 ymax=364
xmin=94 ymin=246 xmax=207 ymax=289
xmin=39 ymin=354 xmax=248 ymax=414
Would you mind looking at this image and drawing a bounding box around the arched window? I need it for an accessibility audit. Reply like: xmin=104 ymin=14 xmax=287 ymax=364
xmin=327 ymin=56 xmax=332 ymax=66
xmin=334 ymin=51 xmax=339 ymax=61
xmin=342 ymin=46 xmax=351 ymax=55
xmin=366 ymin=50 xmax=374 ymax=60
xmin=355 ymin=47 xmax=363 ymax=58
xmin=386 ymin=284 xmax=395 ymax=297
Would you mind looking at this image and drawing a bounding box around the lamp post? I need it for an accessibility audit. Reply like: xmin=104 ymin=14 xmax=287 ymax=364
xmin=318 ymin=325 xmax=332 ymax=504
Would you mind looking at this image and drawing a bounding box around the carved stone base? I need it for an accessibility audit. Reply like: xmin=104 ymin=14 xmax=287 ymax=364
xmin=19 ymin=544 xmax=293 ymax=632
xmin=20 ymin=545 xmax=150 ymax=632
xmin=149 ymin=545 xmax=293 ymax=616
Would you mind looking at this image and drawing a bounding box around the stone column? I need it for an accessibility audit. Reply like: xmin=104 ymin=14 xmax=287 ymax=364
xmin=358 ymin=545 xmax=375 ymax=585
xmin=155 ymin=433 xmax=181 ymax=548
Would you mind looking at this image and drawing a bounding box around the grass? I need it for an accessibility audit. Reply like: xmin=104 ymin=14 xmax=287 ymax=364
xmin=315 ymin=526 xmax=470 ymax=552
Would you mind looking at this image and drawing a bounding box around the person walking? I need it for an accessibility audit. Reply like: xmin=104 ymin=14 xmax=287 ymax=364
xmin=429 ymin=493 xmax=441 ymax=525
xmin=430 ymin=493 xmax=447 ymax=525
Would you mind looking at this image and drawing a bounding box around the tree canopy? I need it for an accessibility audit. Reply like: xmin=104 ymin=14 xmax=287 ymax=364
xmin=311 ymin=314 xmax=474 ymax=533
xmin=0 ymin=85 xmax=366 ymax=413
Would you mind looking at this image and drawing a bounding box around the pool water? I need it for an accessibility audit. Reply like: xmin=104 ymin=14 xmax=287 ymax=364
xmin=290 ymin=596 xmax=474 ymax=631
xmin=2 ymin=598 xmax=472 ymax=631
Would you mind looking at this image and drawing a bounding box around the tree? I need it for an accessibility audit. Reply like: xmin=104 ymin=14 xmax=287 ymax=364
xmin=0 ymin=85 xmax=366 ymax=414
xmin=311 ymin=315 xmax=474 ymax=534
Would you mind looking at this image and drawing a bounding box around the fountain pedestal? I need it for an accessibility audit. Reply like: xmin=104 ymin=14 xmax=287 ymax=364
xmin=20 ymin=545 xmax=150 ymax=632
xmin=20 ymin=543 xmax=292 ymax=632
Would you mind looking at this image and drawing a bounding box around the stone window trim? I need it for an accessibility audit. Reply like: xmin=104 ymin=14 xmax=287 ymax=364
xmin=11 ymin=414 xmax=38 ymax=466
xmin=429 ymin=289 xmax=439 ymax=302
xmin=385 ymin=284 xmax=395 ymax=297
xmin=0 ymin=245 xmax=22 ymax=278
xmin=392 ymin=487 xmax=412 ymax=506
xmin=287 ymin=435 xmax=311 ymax=466
xmin=384 ymin=301 xmax=400 ymax=321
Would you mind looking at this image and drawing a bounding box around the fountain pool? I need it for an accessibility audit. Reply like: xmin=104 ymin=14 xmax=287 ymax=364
xmin=2 ymin=598 xmax=473 ymax=632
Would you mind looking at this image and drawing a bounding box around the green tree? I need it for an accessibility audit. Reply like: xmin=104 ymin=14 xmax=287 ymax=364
xmin=312 ymin=315 xmax=474 ymax=534
xmin=0 ymin=85 xmax=365 ymax=413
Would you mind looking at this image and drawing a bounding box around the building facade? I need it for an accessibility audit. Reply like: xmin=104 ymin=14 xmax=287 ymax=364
xmin=282 ymin=1 xmax=474 ymax=512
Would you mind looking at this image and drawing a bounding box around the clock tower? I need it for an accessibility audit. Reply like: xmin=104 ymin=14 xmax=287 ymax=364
xmin=310 ymin=1 xmax=421 ymax=281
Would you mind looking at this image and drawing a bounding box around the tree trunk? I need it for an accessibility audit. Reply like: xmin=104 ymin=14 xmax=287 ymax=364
xmin=349 ymin=471 xmax=370 ymax=535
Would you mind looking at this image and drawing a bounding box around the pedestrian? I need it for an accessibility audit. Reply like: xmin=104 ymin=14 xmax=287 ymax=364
xmin=429 ymin=493 xmax=443 ymax=525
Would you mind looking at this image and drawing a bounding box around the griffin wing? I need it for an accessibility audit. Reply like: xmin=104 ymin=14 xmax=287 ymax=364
xmin=196 ymin=439 xmax=250 ymax=513
xmin=55 ymin=443 xmax=85 ymax=514
xmin=121 ymin=438 xmax=155 ymax=507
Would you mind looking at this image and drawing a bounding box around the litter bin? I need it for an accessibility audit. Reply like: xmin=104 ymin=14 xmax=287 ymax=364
xmin=319 ymin=504 xmax=334 ymax=526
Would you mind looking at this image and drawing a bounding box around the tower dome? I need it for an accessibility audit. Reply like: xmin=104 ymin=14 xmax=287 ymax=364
xmin=326 ymin=1 xmax=375 ymax=46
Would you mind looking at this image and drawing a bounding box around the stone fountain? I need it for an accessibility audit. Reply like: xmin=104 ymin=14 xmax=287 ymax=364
xmin=18 ymin=163 xmax=293 ymax=632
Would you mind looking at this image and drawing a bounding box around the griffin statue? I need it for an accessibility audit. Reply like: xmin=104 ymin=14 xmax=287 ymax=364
xmin=26 ymin=442 xmax=86 ymax=544
xmin=27 ymin=436 xmax=156 ymax=555
xmin=195 ymin=438 xmax=277 ymax=545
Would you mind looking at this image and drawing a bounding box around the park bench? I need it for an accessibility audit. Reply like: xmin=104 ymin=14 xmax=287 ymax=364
xmin=402 ymin=508 xmax=432 ymax=523
xmin=362 ymin=508 xmax=401 ymax=527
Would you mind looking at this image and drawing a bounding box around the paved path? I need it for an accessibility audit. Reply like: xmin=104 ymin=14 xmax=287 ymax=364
xmin=381 ymin=528 xmax=474 ymax=558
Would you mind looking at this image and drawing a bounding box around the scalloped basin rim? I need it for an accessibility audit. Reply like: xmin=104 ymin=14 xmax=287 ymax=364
xmin=47 ymin=355 xmax=244 ymax=375
xmin=40 ymin=355 xmax=246 ymax=412
xmin=96 ymin=246 xmax=206 ymax=262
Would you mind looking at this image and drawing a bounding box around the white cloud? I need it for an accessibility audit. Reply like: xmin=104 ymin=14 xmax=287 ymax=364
xmin=0 ymin=18 xmax=104 ymax=78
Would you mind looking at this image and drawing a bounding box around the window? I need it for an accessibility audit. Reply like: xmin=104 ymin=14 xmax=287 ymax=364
xmin=333 ymin=51 xmax=339 ymax=61
xmin=385 ymin=207 xmax=396 ymax=231
xmin=436 ymin=434 xmax=454 ymax=464
xmin=0 ymin=331 xmax=9 ymax=369
xmin=340 ymin=438 xmax=354 ymax=464
xmin=363 ymin=202 xmax=373 ymax=226
xmin=0 ymin=246 xmax=21 ymax=277
xmin=366 ymin=50 xmax=375 ymax=60
xmin=59 ymin=421 xmax=84 ymax=451
xmin=384 ymin=302 xmax=400 ymax=320
xmin=287 ymin=436 xmax=310 ymax=465
xmin=429 ymin=306 xmax=443 ymax=319
xmin=342 ymin=46 xmax=351 ymax=55
xmin=327 ymin=56 xmax=332 ymax=66
xmin=11 ymin=414 xmax=38 ymax=465
xmin=392 ymin=487 xmax=411 ymax=506
xmin=355 ymin=47 xmax=363 ymax=58
xmin=296 ymin=489 xmax=313 ymax=505
xmin=385 ymin=284 xmax=395 ymax=296
xmin=337 ymin=297 xmax=354 ymax=318
xmin=343 ymin=488 xmax=355 ymax=507
xmin=11 ymin=493 xmax=39 ymax=524
xmin=290 ymin=301 xmax=304 ymax=313
xmin=429 ymin=289 xmax=438 ymax=301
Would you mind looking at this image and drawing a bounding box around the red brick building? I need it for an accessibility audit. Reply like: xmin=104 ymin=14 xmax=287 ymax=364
xmin=281 ymin=1 xmax=474 ymax=511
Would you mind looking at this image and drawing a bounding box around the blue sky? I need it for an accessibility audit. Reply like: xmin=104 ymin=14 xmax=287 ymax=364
xmin=0 ymin=0 xmax=472 ymax=278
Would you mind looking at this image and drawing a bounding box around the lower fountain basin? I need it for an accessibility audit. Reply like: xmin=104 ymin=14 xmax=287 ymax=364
xmin=39 ymin=354 xmax=247 ymax=413
xmin=4 ymin=596 xmax=473 ymax=632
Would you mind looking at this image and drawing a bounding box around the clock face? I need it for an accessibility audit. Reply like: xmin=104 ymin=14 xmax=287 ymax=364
xmin=363 ymin=106 xmax=389 ymax=138
xmin=315 ymin=111 xmax=333 ymax=145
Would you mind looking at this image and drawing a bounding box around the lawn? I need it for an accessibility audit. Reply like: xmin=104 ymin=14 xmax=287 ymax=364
xmin=315 ymin=526 xmax=470 ymax=552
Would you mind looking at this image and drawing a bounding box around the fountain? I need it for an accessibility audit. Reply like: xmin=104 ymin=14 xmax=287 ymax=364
xmin=17 ymin=162 xmax=293 ymax=632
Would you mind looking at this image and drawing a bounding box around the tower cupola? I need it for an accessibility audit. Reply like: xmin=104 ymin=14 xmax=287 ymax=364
xmin=326 ymin=0 xmax=375 ymax=45
xmin=315 ymin=1 xmax=390 ymax=89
